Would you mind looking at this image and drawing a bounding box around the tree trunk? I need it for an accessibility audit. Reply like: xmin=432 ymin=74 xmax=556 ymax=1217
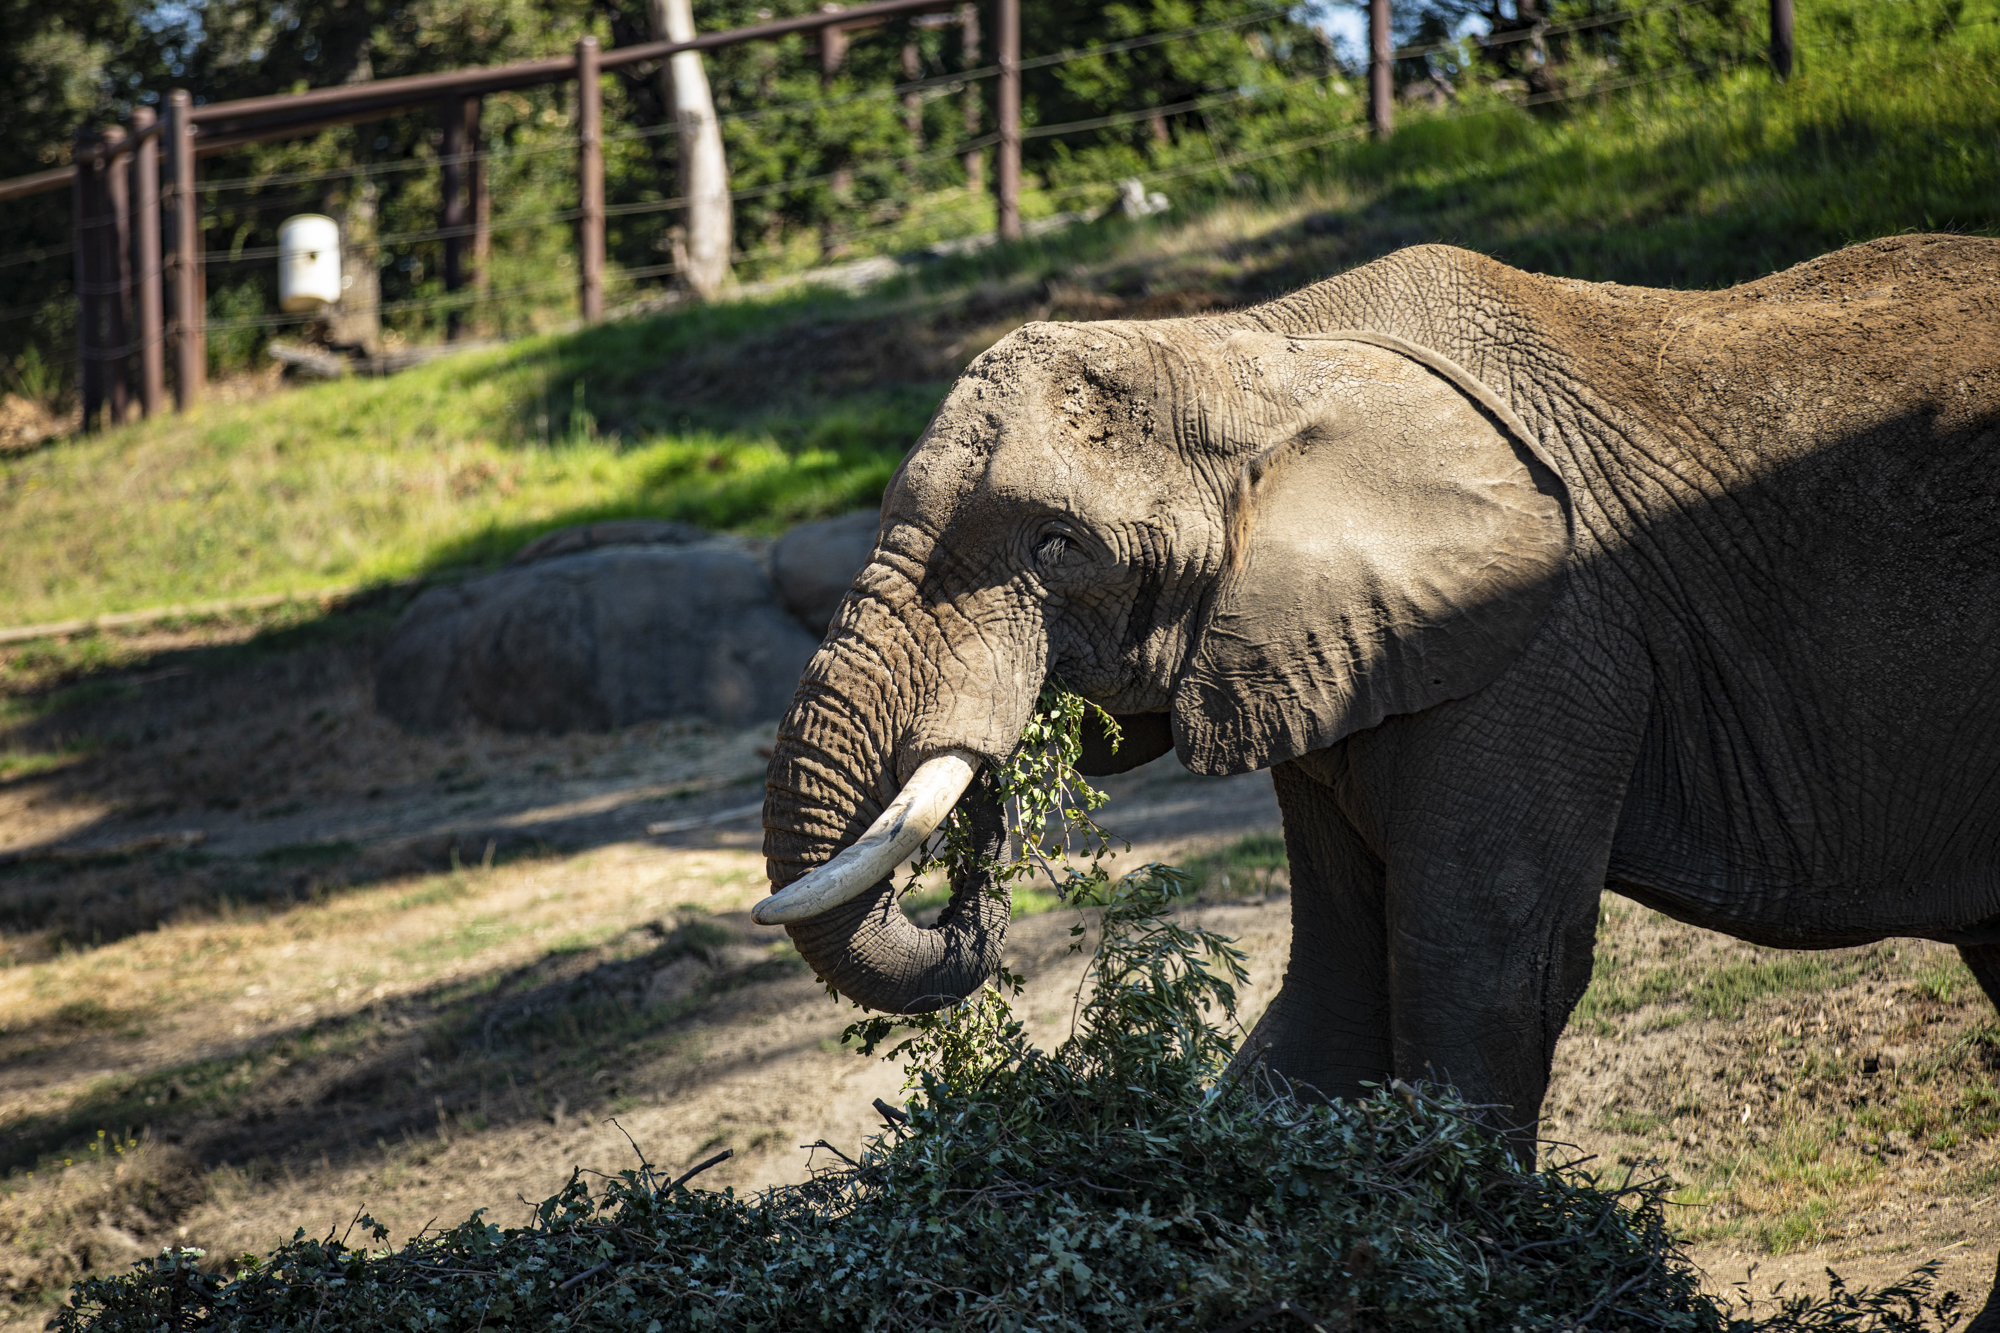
xmin=329 ymin=44 xmax=381 ymax=353
xmin=649 ymin=0 xmax=733 ymax=300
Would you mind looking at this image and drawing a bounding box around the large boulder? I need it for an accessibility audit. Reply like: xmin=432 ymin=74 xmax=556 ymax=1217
xmin=508 ymin=518 xmax=712 ymax=566
xmin=376 ymin=544 xmax=817 ymax=734
xmin=769 ymin=509 xmax=879 ymax=637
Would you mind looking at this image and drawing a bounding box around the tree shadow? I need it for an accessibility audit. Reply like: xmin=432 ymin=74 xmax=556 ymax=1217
xmin=0 ymin=593 xmax=772 ymax=956
xmin=0 ymin=910 xmax=819 ymax=1179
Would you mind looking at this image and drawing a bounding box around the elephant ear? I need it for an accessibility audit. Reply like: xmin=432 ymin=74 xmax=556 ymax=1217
xmin=1171 ymin=331 xmax=1569 ymax=776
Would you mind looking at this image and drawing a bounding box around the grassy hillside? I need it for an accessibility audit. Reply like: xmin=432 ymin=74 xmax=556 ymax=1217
xmin=2 ymin=2 xmax=1995 ymax=628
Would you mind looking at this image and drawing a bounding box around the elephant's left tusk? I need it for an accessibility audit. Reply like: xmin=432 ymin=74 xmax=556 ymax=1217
xmin=752 ymin=749 xmax=981 ymax=927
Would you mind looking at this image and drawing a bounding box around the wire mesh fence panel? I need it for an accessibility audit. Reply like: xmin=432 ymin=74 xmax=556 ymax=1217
xmin=0 ymin=0 xmax=1885 ymax=420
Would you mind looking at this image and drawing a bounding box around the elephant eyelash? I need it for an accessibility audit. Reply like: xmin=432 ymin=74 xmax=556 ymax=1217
xmin=1036 ymin=533 xmax=1072 ymax=566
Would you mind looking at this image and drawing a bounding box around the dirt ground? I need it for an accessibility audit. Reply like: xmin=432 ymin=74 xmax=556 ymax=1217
xmin=3 ymin=612 xmax=1998 ymax=1326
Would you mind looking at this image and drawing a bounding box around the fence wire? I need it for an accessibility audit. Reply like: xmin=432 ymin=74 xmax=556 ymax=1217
xmin=0 ymin=1 xmax=1781 ymax=368
xmin=0 ymin=244 xmax=76 ymax=273
xmin=154 ymin=2 xmax=1306 ymax=198
xmin=0 ymin=0 xmax=1696 ymax=265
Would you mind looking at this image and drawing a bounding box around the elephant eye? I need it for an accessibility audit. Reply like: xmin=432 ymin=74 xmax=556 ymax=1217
xmin=1035 ymin=522 xmax=1085 ymax=570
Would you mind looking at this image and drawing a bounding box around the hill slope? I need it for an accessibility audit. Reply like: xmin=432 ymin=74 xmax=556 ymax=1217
xmin=2 ymin=5 xmax=1996 ymax=629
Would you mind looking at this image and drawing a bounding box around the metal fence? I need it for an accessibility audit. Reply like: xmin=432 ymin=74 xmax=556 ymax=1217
xmin=0 ymin=0 xmax=1800 ymax=434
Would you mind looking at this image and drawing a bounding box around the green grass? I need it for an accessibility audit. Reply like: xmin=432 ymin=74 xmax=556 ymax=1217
xmin=253 ymin=840 xmax=360 ymax=867
xmin=2 ymin=0 xmax=1994 ymax=628
xmin=1305 ymin=0 xmax=2000 ymax=289
xmin=0 ymin=344 xmax=938 ymax=626
xmin=0 ymin=747 xmax=85 ymax=781
xmin=1179 ymin=833 xmax=1289 ymax=898
xmin=1575 ymin=943 xmax=1882 ymax=1032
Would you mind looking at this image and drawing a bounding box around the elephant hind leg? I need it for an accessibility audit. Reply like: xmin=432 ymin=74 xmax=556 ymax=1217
xmin=1955 ymin=944 xmax=2000 ymax=1333
xmin=1959 ymin=941 xmax=2000 ymax=1010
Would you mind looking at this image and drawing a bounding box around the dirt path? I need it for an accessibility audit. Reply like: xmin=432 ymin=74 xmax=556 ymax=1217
xmin=4 ymin=623 xmax=1998 ymax=1324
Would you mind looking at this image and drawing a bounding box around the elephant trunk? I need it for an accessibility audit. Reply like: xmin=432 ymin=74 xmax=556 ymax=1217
xmin=759 ymin=574 xmax=1034 ymax=1014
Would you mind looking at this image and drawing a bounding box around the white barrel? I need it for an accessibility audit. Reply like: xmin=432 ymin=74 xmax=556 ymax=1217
xmin=278 ymin=214 xmax=342 ymax=312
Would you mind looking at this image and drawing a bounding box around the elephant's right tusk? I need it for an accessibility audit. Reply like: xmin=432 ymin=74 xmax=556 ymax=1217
xmin=752 ymin=749 xmax=981 ymax=927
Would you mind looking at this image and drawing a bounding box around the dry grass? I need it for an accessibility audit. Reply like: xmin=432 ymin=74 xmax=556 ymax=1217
xmin=4 ymin=614 xmax=2000 ymax=1324
xmin=1549 ymin=898 xmax=2000 ymax=1298
xmin=0 ymin=1137 xmax=207 ymax=1317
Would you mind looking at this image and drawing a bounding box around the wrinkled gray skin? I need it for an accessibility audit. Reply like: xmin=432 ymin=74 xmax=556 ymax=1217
xmin=762 ymin=235 xmax=2000 ymax=1316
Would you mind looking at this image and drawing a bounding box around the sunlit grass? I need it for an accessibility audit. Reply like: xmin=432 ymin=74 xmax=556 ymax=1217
xmin=2 ymin=4 xmax=1993 ymax=628
xmin=1179 ymin=832 xmax=1290 ymax=898
xmin=1574 ymin=938 xmax=1891 ymax=1033
xmin=0 ymin=350 xmax=935 ymax=626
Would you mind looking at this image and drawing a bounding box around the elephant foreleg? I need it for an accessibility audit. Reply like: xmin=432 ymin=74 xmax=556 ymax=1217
xmin=1232 ymin=760 xmax=1393 ymax=1099
xmin=1350 ymin=646 xmax=1645 ymax=1147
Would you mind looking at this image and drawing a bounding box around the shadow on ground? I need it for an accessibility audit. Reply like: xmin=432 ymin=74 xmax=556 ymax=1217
xmin=0 ymin=910 xmax=808 ymax=1179
xmin=0 ymin=598 xmax=780 ymax=957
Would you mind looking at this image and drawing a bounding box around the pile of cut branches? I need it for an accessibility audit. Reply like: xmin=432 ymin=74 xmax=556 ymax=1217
xmin=55 ymin=693 xmax=1964 ymax=1332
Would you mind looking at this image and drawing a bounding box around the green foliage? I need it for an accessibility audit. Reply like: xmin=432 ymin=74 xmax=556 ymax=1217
xmin=1020 ymin=1 xmax=1339 ymax=210
xmin=905 ymin=682 xmax=1127 ymax=905
xmin=854 ymin=681 xmax=1132 ymax=1047
xmin=51 ymin=861 xmax=1967 ymax=1331
xmin=0 ymin=0 xmax=184 ymax=390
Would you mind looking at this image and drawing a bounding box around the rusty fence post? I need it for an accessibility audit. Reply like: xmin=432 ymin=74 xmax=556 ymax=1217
xmin=166 ymin=90 xmax=204 ymax=411
xmin=994 ymin=0 xmax=1019 ymax=242
xmin=73 ymin=129 xmax=103 ymax=431
xmin=958 ymin=2 xmax=982 ymax=192
xmin=101 ymin=126 xmax=132 ymax=426
xmin=1770 ymin=0 xmax=1793 ymax=79
xmin=469 ymin=97 xmax=490 ymax=306
xmin=1370 ymin=0 xmax=1393 ymax=139
xmin=132 ymin=105 xmax=165 ymax=418
xmin=440 ymin=95 xmax=469 ymax=339
xmin=576 ymin=35 xmax=604 ymax=325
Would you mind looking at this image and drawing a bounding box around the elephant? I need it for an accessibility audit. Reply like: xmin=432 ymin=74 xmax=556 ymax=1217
xmin=751 ymin=233 xmax=2000 ymax=1315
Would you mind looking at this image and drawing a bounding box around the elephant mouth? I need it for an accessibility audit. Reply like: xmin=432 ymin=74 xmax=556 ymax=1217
xmin=752 ymin=748 xmax=983 ymax=926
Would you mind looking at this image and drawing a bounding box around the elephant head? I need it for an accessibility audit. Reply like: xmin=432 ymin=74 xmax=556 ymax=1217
xmin=755 ymin=317 xmax=1570 ymax=1014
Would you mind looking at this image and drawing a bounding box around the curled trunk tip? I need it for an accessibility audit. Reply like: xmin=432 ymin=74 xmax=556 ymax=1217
xmin=781 ymin=768 xmax=1012 ymax=1014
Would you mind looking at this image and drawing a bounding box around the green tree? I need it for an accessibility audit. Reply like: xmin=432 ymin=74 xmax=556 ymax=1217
xmin=2 ymin=0 xmax=1345 ymax=398
xmin=0 ymin=0 xmax=187 ymax=403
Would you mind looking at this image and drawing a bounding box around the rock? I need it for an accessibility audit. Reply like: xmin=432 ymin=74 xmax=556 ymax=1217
xmin=510 ymin=518 xmax=714 ymax=566
xmin=769 ymin=509 xmax=879 ymax=637
xmin=267 ymin=340 xmax=349 ymax=379
xmin=644 ymin=939 xmax=772 ymax=1007
xmin=644 ymin=957 xmax=711 ymax=1007
xmin=376 ymin=544 xmax=817 ymax=734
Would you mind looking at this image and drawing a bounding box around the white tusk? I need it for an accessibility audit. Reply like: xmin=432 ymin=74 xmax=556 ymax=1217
xmin=752 ymin=749 xmax=981 ymax=927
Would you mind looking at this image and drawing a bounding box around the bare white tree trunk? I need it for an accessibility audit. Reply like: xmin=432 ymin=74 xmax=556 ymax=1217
xmin=328 ymin=41 xmax=381 ymax=352
xmin=649 ymin=0 xmax=733 ymax=300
